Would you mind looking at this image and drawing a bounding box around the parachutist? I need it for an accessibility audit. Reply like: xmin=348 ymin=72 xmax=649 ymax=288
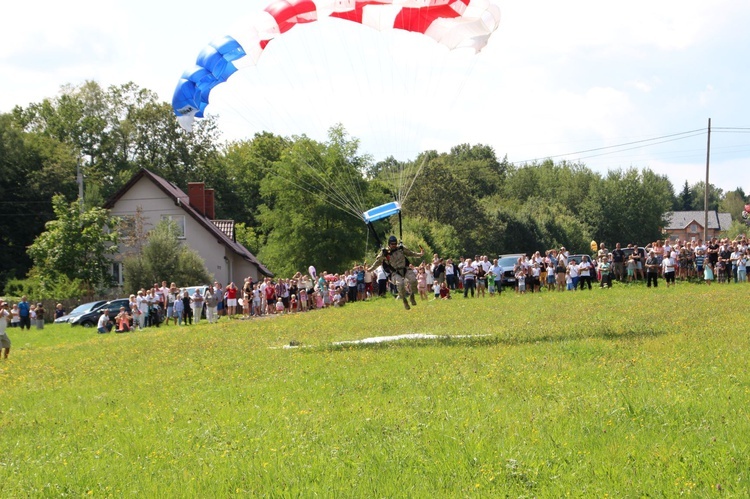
xmin=367 ymin=235 xmax=424 ymax=310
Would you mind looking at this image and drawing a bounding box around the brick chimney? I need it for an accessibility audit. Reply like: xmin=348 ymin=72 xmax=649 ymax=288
xmin=188 ymin=182 xmax=206 ymax=216
xmin=205 ymin=188 xmax=215 ymax=219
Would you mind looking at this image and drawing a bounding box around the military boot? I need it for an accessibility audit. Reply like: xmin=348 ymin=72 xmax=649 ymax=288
xmin=410 ymin=294 xmax=417 ymax=307
xmin=402 ymin=298 xmax=411 ymax=310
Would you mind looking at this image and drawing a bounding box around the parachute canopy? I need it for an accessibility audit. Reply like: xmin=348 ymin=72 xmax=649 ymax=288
xmin=363 ymin=201 xmax=401 ymax=223
xmin=172 ymin=0 xmax=501 ymax=131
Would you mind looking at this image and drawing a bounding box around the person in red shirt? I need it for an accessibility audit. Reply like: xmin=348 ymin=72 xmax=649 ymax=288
xmin=264 ymin=282 xmax=276 ymax=315
xmin=226 ymin=282 xmax=238 ymax=319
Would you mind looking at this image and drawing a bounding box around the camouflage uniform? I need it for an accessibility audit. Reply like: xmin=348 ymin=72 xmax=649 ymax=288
xmin=368 ymin=244 xmax=421 ymax=309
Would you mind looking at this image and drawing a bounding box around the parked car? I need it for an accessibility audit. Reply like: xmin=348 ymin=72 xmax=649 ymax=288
xmin=496 ymin=254 xmax=526 ymax=288
xmin=54 ymin=300 xmax=107 ymax=324
xmin=621 ymin=246 xmax=647 ymax=262
xmin=69 ymin=299 xmax=131 ymax=328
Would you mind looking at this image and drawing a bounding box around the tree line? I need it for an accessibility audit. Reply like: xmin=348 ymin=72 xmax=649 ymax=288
xmin=1 ymin=81 xmax=747 ymax=291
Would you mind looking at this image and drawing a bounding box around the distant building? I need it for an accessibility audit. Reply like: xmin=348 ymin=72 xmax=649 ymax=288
xmin=663 ymin=210 xmax=732 ymax=241
xmin=103 ymin=168 xmax=272 ymax=287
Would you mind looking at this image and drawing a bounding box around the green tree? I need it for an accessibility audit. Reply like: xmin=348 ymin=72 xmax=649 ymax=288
xmin=0 ymin=114 xmax=79 ymax=288
xmin=12 ymin=81 xmax=221 ymax=199
xmin=583 ymin=168 xmax=673 ymax=246
xmin=122 ymin=220 xmax=211 ymax=292
xmin=205 ymin=132 xmax=289 ymax=226
xmin=689 ymin=181 xmax=722 ymax=212
xmin=27 ymin=195 xmax=119 ymax=293
xmin=677 ymin=180 xmax=694 ymax=210
xmin=402 ymin=152 xmax=495 ymax=255
xmin=719 ymin=188 xmax=747 ymax=221
xmin=443 ymin=143 xmax=507 ymax=199
xmin=257 ymin=130 xmax=372 ymax=275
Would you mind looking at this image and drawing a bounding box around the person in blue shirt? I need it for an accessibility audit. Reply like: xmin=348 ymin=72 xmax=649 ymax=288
xmin=17 ymin=296 xmax=31 ymax=330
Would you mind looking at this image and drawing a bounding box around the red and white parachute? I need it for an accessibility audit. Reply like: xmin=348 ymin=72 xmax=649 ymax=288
xmin=172 ymin=0 xmax=501 ymax=131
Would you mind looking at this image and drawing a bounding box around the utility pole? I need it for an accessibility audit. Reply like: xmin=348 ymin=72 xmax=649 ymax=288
xmin=703 ymin=118 xmax=711 ymax=242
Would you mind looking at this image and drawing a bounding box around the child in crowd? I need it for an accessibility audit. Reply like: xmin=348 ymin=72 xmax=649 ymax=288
xmin=433 ymin=280 xmax=441 ymax=299
xmin=173 ymin=293 xmax=184 ymax=325
xmin=716 ymin=260 xmax=726 ymax=283
xmin=35 ymin=303 xmax=45 ymax=329
xmin=315 ymin=290 xmax=324 ymax=310
xmin=546 ymin=261 xmax=556 ymax=291
xmin=253 ymin=285 xmax=263 ymax=316
xmin=531 ymin=263 xmax=542 ymax=293
xmin=275 ymin=297 xmax=285 ymax=314
xmin=289 ymin=294 xmax=298 ymax=312
xmin=333 ymin=288 xmax=343 ymax=307
xmin=417 ymin=267 xmax=428 ymax=301
xmin=516 ymin=270 xmax=526 ymax=294
xmin=704 ymin=261 xmax=714 ymax=285
xmin=626 ymin=255 xmax=636 ymax=282
xmin=565 ymin=269 xmax=574 ymax=291
xmin=439 ymin=282 xmax=451 ymax=299
xmin=10 ymin=304 xmax=20 ymax=328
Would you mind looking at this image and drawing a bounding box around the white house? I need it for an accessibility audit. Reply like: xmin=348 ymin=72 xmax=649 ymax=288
xmin=104 ymin=168 xmax=272 ymax=286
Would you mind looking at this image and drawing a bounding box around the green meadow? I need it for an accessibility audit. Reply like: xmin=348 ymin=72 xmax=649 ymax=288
xmin=2 ymin=283 xmax=749 ymax=497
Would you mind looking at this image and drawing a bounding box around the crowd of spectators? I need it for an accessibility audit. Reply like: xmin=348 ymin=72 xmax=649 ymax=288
xmin=441 ymin=235 xmax=749 ymax=294
xmin=5 ymin=236 xmax=747 ymax=336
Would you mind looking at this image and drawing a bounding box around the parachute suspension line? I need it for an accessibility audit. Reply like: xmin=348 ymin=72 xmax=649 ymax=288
xmin=398 ymin=210 xmax=403 ymax=242
xmin=365 ymin=224 xmax=370 ymax=257
xmin=296 ymin=139 xmax=369 ymax=218
xmin=400 ymin=155 xmax=429 ymax=205
xmin=290 ymin=139 xmax=369 ymax=219
xmin=345 ymin=17 xmax=384 ymax=159
xmin=264 ymin=166 xmax=364 ymax=221
xmin=443 ymin=54 xmax=482 ymax=123
xmin=365 ymin=222 xmax=383 ymax=252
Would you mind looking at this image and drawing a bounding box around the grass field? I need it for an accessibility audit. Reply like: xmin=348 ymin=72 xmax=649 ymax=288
xmin=2 ymin=283 xmax=749 ymax=497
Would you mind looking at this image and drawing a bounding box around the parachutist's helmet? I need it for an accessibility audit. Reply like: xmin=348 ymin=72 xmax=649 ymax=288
xmin=388 ymin=235 xmax=398 ymax=246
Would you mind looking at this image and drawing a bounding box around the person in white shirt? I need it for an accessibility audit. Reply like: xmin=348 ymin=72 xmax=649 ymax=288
xmin=445 ymin=259 xmax=457 ymax=289
xmin=662 ymin=255 xmax=676 ymax=287
xmin=97 ymin=309 xmax=112 ymax=334
xmin=462 ymin=258 xmax=477 ymax=298
xmin=192 ymin=289 xmax=205 ymax=324
xmin=578 ymin=256 xmax=593 ymax=290
xmin=136 ymin=290 xmax=149 ymax=329
xmin=0 ymin=300 xmax=11 ymax=358
xmin=568 ymin=259 xmax=580 ymax=290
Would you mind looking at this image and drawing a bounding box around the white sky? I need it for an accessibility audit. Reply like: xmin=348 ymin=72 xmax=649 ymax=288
xmin=2 ymin=0 xmax=749 ymax=194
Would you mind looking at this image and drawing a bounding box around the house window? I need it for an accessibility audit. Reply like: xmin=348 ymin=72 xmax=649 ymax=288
xmin=161 ymin=215 xmax=186 ymax=239
xmin=112 ymin=262 xmax=123 ymax=286
xmin=689 ymin=223 xmax=698 ymax=233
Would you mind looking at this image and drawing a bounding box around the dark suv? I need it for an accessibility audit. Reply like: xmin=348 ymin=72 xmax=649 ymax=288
xmin=69 ymin=298 xmax=131 ymax=327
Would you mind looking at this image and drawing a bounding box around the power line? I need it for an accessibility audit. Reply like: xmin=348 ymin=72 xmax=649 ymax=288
xmin=512 ymin=128 xmax=707 ymax=164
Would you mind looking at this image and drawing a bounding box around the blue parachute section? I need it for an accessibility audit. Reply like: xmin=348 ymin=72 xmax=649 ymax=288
xmin=172 ymin=36 xmax=247 ymax=126
xmin=362 ymin=202 xmax=401 ymax=223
